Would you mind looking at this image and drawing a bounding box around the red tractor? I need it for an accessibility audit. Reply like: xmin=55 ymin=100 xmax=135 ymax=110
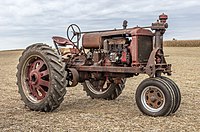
xmin=17 ymin=13 xmax=181 ymax=116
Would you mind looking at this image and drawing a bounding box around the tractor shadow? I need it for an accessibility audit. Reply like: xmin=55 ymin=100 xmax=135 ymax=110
xmin=58 ymin=95 xmax=140 ymax=116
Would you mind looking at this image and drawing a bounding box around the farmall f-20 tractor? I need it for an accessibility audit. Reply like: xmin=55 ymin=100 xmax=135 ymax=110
xmin=17 ymin=13 xmax=181 ymax=116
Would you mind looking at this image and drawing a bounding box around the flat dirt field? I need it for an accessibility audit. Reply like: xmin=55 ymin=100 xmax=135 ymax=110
xmin=0 ymin=47 xmax=200 ymax=131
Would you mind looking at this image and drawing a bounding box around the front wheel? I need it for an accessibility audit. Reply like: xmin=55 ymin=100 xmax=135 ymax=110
xmin=82 ymin=78 xmax=126 ymax=100
xmin=17 ymin=44 xmax=67 ymax=112
xmin=135 ymin=78 xmax=176 ymax=116
xmin=159 ymin=76 xmax=181 ymax=113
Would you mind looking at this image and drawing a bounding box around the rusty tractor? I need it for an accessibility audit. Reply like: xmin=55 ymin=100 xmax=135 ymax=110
xmin=17 ymin=13 xmax=181 ymax=116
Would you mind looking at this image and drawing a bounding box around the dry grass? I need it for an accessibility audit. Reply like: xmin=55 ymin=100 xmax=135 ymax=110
xmin=0 ymin=47 xmax=200 ymax=131
xmin=164 ymin=40 xmax=200 ymax=47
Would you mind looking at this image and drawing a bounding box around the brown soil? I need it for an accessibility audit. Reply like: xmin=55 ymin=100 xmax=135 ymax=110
xmin=0 ymin=47 xmax=200 ymax=131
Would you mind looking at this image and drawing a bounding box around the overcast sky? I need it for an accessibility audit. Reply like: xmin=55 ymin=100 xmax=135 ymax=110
xmin=0 ymin=0 xmax=200 ymax=50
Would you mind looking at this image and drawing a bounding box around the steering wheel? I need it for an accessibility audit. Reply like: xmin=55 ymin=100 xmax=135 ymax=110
xmin=66 ymin=24 xmax=81 ymax=43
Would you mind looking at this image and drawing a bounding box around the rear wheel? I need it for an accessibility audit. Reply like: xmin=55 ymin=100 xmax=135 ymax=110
xmin=135 ymin=78 xmax=175 ymax=116
xmin=17 ymin=44 xmax=67 ymax=112
xmin=83 ymin=78 xmax=126 ymax=100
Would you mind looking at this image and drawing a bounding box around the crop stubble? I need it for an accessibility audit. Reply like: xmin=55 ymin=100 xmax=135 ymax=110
xmin=0 ymin=47 xmax=199 ymax=131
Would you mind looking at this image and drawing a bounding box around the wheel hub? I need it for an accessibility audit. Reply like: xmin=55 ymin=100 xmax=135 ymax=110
xmin=150 ymin=95 xmax=157 ymax=102
xmin=30 ymin=71 xmax=40 ymax=85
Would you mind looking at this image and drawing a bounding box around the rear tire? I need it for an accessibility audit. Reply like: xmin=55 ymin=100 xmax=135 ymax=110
xmin=17 ymin=44 xmax=67 ymax=112
xmin=83 ymin=78 xmax=126 ymax=100
xmin=135 ymin=78 xmax=175 ymax=116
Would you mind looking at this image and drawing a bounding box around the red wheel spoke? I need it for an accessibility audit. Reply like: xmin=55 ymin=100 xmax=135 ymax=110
xmin=38 ymin=79 xmax=49 ymax=87
xmin=35 ymin=60 xmax=45 ymax=72
xmin=37 ymin=86 xmax=47 ymax=99
xmin=40 ymin=69 xmax=49 ymax=77
xmin=30 ymin=85 xmax=37 ymax=97
xmin=31 ymin=61 xmax=39 ymax=70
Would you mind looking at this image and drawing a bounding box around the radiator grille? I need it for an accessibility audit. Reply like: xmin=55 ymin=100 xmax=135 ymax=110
xmin=138 ymin=36 xmax=153 ymax=63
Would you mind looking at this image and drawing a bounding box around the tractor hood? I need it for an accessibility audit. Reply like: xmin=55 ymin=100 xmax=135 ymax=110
xmin=82 ymin=27 xmax=153 ymax=49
